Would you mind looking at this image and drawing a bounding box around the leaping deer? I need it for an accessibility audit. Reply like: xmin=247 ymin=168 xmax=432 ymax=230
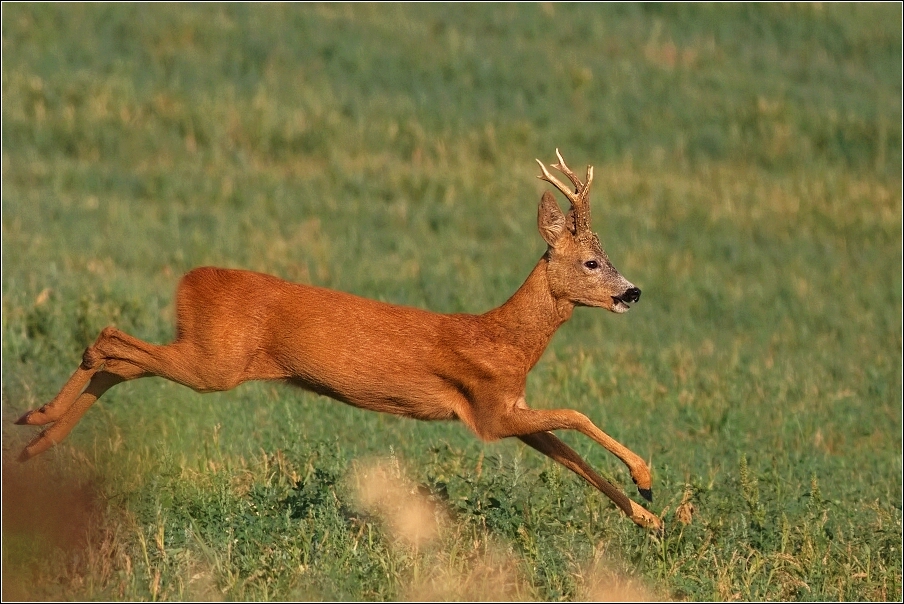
xmin=16 ymin=150 xmax=662 ymax=530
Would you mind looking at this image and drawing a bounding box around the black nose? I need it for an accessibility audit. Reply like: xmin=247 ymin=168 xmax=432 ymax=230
xmin=623 ymin=287 xmax=641 ymax=303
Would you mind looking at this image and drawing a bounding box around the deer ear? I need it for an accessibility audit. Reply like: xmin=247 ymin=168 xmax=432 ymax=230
xmin=538 ymin=191 xmax=567 ymax=247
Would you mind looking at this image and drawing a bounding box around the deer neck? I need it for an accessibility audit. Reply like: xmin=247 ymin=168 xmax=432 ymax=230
xmin=484 ymin=256 xmax=574 ymax=369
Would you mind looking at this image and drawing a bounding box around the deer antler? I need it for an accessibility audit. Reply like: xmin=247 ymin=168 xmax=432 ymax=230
xmin=536 ymin=148 xmax=594 ymax=235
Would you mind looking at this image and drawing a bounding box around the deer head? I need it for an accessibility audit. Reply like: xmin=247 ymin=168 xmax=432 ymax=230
xmin=536 ymin=149 xmax=640 ymax=314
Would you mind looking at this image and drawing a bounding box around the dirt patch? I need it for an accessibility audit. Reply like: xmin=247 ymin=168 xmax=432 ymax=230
xmin=2 ymin=458 xmax=102 ymax=600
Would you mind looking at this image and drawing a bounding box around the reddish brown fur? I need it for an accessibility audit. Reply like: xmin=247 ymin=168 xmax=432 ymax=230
xmin=16 ymin=151 xmax=662 ymax=530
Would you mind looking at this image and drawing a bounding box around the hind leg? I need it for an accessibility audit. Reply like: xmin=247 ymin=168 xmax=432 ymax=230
xmin=87 ymin=325 xmax=243 ymax=391
xmin=16 ymin=327 xmax=145 ymax=428
xmin=16 ymin=365 xmax=97 ymax=427
xmin=14 ymin=331 xmax=125 ymax=427
xmin=16 ymin=326 xmax=172 ymax=461
xmin=18 ymin=359 xmax=148 ymax=461
xmin=16 ymin=325 xmax=249 ymax=461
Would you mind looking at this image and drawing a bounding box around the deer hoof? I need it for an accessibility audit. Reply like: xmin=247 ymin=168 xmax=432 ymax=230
xmin=638 ymin=486 xmax=652 ymax=502
xmin=629 ymin=504 xmax=663 ymax=531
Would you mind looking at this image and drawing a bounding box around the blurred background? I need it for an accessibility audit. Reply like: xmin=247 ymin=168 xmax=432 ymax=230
xmin=2 ymin=4 xmax=901 ymax=600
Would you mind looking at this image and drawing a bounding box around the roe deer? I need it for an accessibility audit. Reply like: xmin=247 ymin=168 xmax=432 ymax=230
xmin=16 ymin=150 xmax=662 ymax=530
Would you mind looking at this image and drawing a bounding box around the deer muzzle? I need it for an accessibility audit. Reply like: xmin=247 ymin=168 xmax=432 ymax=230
xmin=612 ymin=287 xmax=641 ymax=313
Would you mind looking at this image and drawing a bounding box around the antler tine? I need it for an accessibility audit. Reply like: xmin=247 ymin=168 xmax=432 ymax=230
xmin=551 ymin=148 xmax=594 ymax=199
xmin=536 ymin=158 xmax=580 ymax=206
xmin=551 ymin=148 xmax=581 ymax=190
xmin=536 ymin=149 xmax=595 ymax=234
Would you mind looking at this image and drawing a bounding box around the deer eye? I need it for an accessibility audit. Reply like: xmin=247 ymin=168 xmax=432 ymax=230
xmin=583 ymin=260 xmax=599 ymax=270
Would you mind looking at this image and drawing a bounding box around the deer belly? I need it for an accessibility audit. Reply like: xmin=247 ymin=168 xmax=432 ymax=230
xmin=286 ymin=373 xmax=460 ymax=422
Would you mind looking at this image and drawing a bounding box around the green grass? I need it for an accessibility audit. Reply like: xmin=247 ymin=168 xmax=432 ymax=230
xmin=2 ymin=3 xmax=901 ymax=601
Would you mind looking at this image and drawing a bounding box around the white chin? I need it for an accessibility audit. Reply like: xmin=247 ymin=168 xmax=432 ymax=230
xmin=611 ymin=301 xmax=631 ymax=314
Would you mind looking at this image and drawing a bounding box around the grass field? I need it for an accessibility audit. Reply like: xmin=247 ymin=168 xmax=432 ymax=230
xmin=2 ymin=3 xmax=901 ymax=601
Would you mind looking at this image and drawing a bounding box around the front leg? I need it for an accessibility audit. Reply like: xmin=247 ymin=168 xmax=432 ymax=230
xmin=480 ymin=403 xmax=653 ymax=501
xmin=518 ymin=431 xmax=662 ymax=531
